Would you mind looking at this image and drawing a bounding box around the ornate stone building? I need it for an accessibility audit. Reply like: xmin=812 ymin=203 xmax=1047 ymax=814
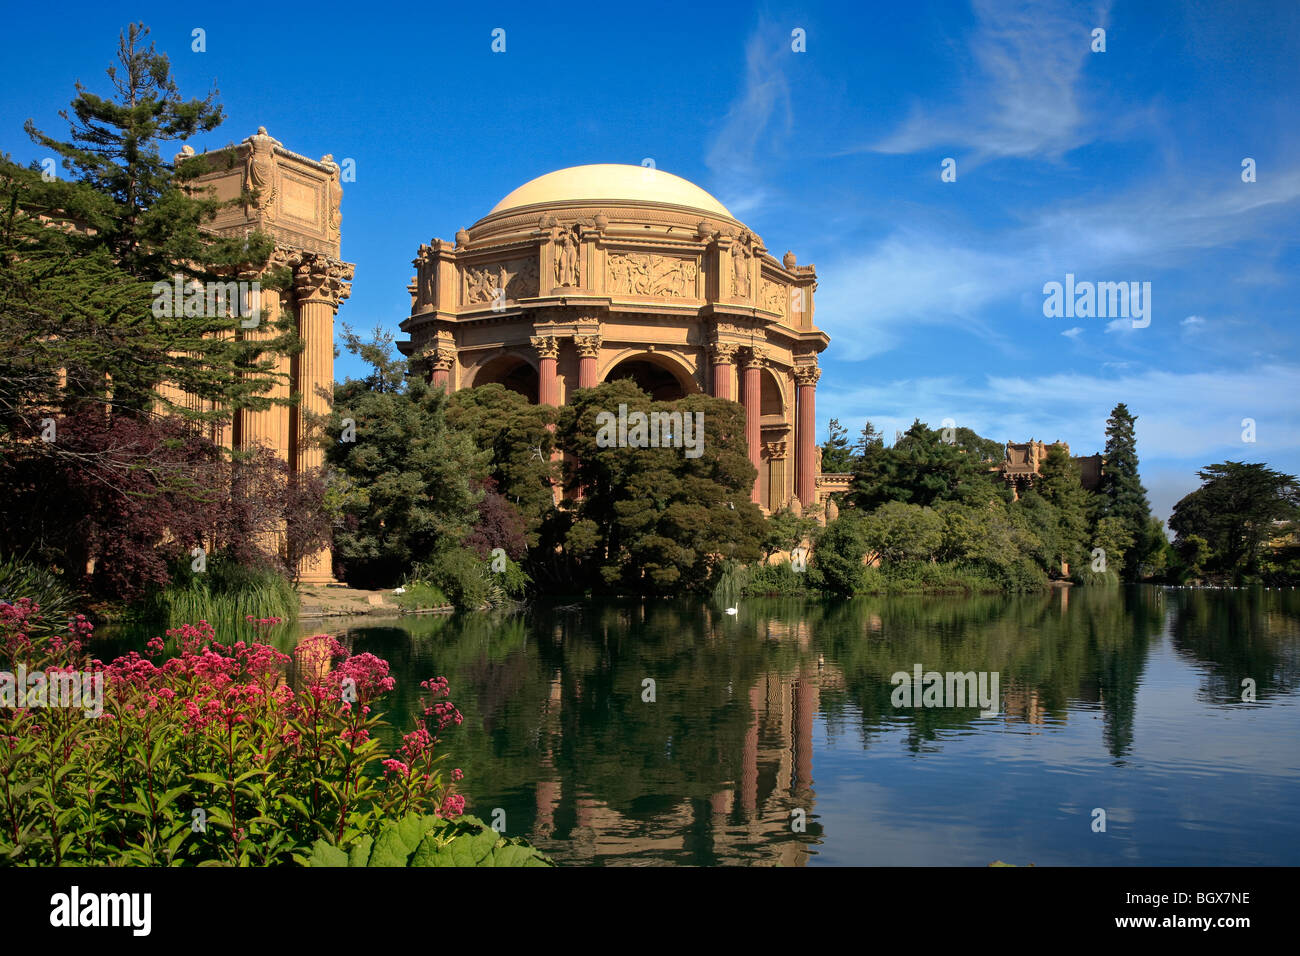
xmin=397 ymin=164 xmax=829 ymax=511
xmin=163 ymin=128 xmax=354 ymax=582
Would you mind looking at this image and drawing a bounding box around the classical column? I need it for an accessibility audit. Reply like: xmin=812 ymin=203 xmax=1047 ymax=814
xmin=742 ymin=348 xmax=766 ymax=505
xmin=429 ymin=350 xmax=453 ymax=390
xmin=294 ymin=255 xmax=353 ymax=584
xmin=794 ymin=365 xmax=821 ymax=508
xmin=531 ymin=335 xmax=560 ymax=405
xmin=763 ymin=441 xmax=788 ymax=513
xmin=573 ymin=334 xmax=601 ymax=388
xmin=238 ymin=282 xmax=291 ymax=456
xmin=708 ymin=342 xmax=737 ymax=400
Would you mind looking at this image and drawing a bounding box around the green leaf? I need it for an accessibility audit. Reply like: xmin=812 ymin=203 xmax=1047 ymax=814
xmin=308 ymin=840 xmax=349 ymax=868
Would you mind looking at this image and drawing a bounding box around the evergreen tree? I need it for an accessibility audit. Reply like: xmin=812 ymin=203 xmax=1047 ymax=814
xmin=326 ymin=333 xmax=486 ymax=588
xmin=820 ymin=417 xmax=854 ymax=472
xmin=1037 ymin=445 xmax=1091 ymax=571
xmin=1098 ymin=403 xmax=1152 ymax=578
xmin=1169 ymin=462 xmax=1300 ymax=576
xmin=2 ymin=22 xmax=295 ymax=439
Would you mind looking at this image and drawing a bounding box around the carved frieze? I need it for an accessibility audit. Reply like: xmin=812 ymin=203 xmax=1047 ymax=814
xmin=463 ymin=257 xmax=539 ymax=306
xmin=607 ymin=252 xmax=699 ymax=298
xmin=761 ymin=278 xmax=786 ymax=315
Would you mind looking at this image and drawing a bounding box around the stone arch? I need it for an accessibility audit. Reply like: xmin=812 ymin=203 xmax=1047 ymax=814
xmin=760 ymin=366 xmax=787 ymax=417
xmin=469 ymin=351 xmax=539 ymax=403
xmin=601 ymin=349 xmax=701 ymax=401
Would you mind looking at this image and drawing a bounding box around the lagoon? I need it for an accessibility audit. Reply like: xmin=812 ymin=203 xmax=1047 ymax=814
xmin=107 ymin=585 xmax=1300 ymax=865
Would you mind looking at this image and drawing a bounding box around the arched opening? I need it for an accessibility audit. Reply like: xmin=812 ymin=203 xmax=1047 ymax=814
xmin=604 ymin=355 xmax=696 ymax=401
xmin=761 ymin=369 xmax=784 ymax=416
xmin=472 ymin=354 xmax=539 ymax=403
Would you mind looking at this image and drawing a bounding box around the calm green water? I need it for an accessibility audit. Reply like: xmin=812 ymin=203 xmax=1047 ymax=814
xmin=105 ymin=586 xmax=1300 ymax=866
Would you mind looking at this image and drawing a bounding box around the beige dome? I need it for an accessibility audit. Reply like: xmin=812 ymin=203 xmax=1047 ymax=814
xmin=487 ymin=164 xmax=734 ymax=219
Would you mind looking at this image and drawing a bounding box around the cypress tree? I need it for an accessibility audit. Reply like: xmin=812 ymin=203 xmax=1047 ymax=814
xmin=1098 ymin=403 xmax=1152 ymax=577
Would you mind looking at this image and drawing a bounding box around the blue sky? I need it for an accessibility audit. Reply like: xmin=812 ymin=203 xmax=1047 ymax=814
xmin=2 ymin=0 xmax=1297 ymax=521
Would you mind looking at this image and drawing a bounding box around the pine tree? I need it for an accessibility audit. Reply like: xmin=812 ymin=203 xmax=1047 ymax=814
xmin=1098 ymin=403 xmax=1152 ymax=578
xmin=2 ymin=22 xmax=296 ymax=439
xmin=820 ymin=417 xmax=854 ymax=472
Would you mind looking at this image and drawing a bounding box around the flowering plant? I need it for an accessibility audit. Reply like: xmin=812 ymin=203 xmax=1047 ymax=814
xmin=0 ymin=602 xmax=468 ymax=866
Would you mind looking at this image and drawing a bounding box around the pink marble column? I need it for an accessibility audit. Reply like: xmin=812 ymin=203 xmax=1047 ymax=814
xmin=794 ymin=365 xmax=821 ymax=508
xmin=531 ymin=334 xmax=560 ymax=406
xmin=709 ymin=342 xmax=737 ymax=401
xmin=743 ymin=348 xmax=766 ymax=505
xmin=574 ymin=334 xmax=600 ymax=389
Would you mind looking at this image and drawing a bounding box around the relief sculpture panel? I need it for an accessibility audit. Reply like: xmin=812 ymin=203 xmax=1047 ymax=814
xmin=463 ymin=256 xmax=540 ymax=305
xmin=761 ymin=278 xmax=786 ymax=315
xmin=608 ymin=252 xmax=699 ymax=298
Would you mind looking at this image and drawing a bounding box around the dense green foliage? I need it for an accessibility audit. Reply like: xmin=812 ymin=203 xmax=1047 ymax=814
xmin=1170 ymin=462 xmax=1300 ymax=582
xmin=548 ymin=379 xmax=764 ymax=594
xmin=309 ymin=812 xmax=553 ymax=867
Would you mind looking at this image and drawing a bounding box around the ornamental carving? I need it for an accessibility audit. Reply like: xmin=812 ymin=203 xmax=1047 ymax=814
xmin=731 ymin=240 xmax=750 ymax=298
xmin=464 ymin=257 xmax=539 ymax=305
xmin=573 ymin=334 xmax=602 ymax=358
xmin=530 ymin=334 xmax=560 ymax=360
xmin=293 ymin=254 xmax=354 ymax=308
xmin=244 ymin=127 xmax=278 ymax=220
xmin=761 ymin=278 xmax=786 ymax=314
xmin=708 ymin=342 xmax=739 ymax=364
xmin=553 ymin=224 xmax=581 ymax=287
xmin=607 ymin=252 xmax=698 ymax=298
xmin=793 ymin=365 xmax=822 ymax=386
xmin=743 ymin=346 xmax=769 ymax=369
xmin=321 ymin=154 xmax=342 ymax=244
xmin=763 ymin=441 xmax=788 ymax=459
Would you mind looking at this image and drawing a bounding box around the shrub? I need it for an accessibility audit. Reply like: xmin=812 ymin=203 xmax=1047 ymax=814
xmin=0 ymin=555 xmax=79 ymax=625
xmin=394 ymin=581 xmax=451 ymax=612
xmin=0 ymin=601 xmax=477 ymax=866
xmin=743 ymin=562 xmax=810 ymax=596
xmin=809 ymin=514 xmax=869 ymax=594
xmin=309 ymin=812 xmax=553 ymax=867
xmin=138 ymin=554 xmax=297 ymax=630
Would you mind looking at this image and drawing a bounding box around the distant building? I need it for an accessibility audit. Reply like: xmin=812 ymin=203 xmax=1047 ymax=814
xmin=996 ymin=440 xmax=1104 ymax=499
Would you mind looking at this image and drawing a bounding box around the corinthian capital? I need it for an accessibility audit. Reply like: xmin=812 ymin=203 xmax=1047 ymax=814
xmin=743 ymin=346 xmax=769 ymax=370
xmin=530 ymin=334 xmax=560 ymax=360
xmin=708 ymin=341 xmax=739 ymax=364
xmin=293 ymin=254 xmax=355 ymax=309
xmin=572 ymin=334 xmax=602 ymax=358
xmin=793 ymin=364 xmax=821 ymax=387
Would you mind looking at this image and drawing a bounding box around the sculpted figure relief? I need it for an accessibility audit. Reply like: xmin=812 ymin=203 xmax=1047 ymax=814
xmin=761 ymin=278 xmax=785 ymax=314
xmin=464 ymin=257 xmax=539 ymax=305
xmin=245 ymin=127 xmax=277 ymax=219
xmin=731 ymin=239 xmax=750 ymax=298
xmin=554 ymin=225 xmax=580 ymax=287
xmin=608 ymin=253 xmax=698 ymax=297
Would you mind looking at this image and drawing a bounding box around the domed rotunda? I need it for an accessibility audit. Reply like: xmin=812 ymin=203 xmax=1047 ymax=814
xmin=397 ymin=164 xmax=830 ymax=511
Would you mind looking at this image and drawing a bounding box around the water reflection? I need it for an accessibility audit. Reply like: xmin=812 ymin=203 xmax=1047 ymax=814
xmin=278 ymin=586 xmax=1300 ymax=865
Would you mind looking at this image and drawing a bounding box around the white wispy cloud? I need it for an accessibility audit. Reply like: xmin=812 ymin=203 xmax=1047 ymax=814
xmin=869 ymin=0 xmax=1108 ymax=161
xmin=705 ymin=24 xmax=792 ymax=214
xmin=1062 ymin=327 xmax=1084 ymax=338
